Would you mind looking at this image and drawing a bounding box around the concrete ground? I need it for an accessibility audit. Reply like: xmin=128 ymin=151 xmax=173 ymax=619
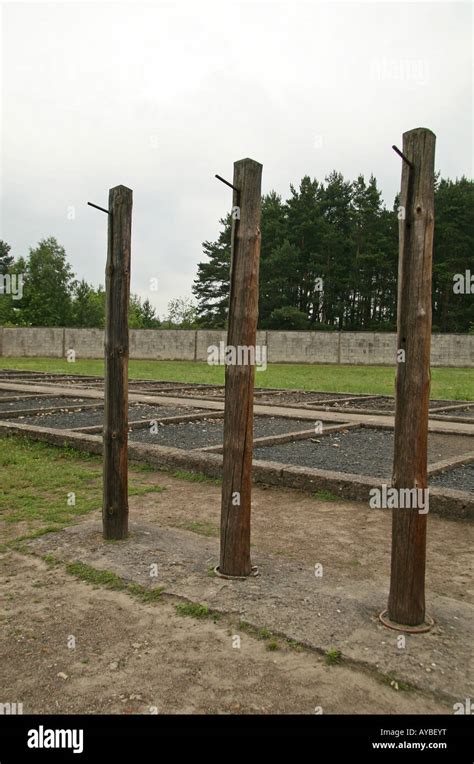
xmin=3 ymin=471 xmax=472 ymax=715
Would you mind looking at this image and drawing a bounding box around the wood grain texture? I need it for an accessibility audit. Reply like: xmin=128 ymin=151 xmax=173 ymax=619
xmin=103 ymin=185 xmax=133 ymax=540
xmin=388 ymin=129 xmax=436 ymax=625
xmin=220 ymin=158 xmax=262 ymax=576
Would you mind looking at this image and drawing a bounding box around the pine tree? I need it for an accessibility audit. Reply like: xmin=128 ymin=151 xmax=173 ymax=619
xmin=193 ymin=214 xmax=232 ymax=327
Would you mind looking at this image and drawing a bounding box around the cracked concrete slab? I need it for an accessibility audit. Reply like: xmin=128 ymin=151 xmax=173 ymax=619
xmin=28 ymin=519 xmax=473 ymax=705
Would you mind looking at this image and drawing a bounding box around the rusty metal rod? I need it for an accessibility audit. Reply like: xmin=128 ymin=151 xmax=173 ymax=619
xmin=215 ymin=174 xmax=240 ymax=193
xmin=392 ymin=145 xmax=414 ymax=169
xmin=87 ymin=201 xmax=110 ymax=215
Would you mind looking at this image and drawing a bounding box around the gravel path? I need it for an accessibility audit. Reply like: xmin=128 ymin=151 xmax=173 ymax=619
xmin=434 ymin=407 xmax=474 ymax=418
xmin=128 ymin=379 xmax=186 ymax=390
xmin=5 ymin=404 xmax=207 ymax=429
xmin=8 ymin=408 xmax=105 ymax=428
xmin=0 ymin=391 xmax=33 ymax=398
xmin=254 ymin=428 xmax=473 ymax=478
xmin=325 ymin=396 xmax=394 ymax=411
xmin=322 ymin=397 xmax=463 ymax=413
xmin=254 ymin=391 xmax=358 ymax=406
xmin=0 ymin=396 xmax=87 ymax=412
xmin=430 ymin=463 xmax=474 ymax=493
xmin=129 ymin=416 xmax=313 ymax=449
xmin=167 ymin=386 xmax=224 ymax=398
xmin=429 ymin=400 xmax=473 ymax=410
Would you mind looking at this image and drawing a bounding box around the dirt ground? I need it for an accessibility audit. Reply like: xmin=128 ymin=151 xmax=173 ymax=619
xmin=1 ymin=470 xmax=472 ymax=715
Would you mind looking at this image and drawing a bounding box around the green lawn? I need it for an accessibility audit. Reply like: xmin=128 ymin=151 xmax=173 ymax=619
xmin=0 ymin=435 xmax=165 ymax=544
xmin=0 ymin=357 xmax=472 ymax=400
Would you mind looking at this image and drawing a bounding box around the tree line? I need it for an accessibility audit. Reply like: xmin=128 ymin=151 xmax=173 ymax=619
xmin=193 ymin=173 xmax=473 ymax=333
xmin=1 ymin=172 xmax=472 ymax=333
xmin=0 ymin=238 xmax=197 ymax=329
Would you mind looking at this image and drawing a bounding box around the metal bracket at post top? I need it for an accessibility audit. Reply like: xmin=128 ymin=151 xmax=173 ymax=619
xmin=215 ymin=174 xmax=240 ymax=195
xmin=87 ymin=201 xmax=110 ymax=215
xmin=215 ymin=174 xmax=241 ymax=282
xmin=392 ymin=145 xmax=414 ymax=169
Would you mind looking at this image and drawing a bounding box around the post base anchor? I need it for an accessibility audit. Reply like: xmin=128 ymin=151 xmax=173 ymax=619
xmin=379 ymin=609 xmax=435 ymax=633
xmin=214 ymin=565 xmax=259 ymax=580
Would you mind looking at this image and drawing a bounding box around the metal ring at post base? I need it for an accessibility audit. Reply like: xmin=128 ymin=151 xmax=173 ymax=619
xmin=214 ymin=565 xmax=259 ymax=580
xmin=379 ymin=610 xmax=435 ymax=634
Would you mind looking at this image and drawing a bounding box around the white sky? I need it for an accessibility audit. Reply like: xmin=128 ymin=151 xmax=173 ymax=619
xmin=1 ymin=0 xmax=472 ymax=316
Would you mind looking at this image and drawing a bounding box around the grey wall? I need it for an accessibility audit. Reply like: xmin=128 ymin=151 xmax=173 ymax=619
xmin=0 ymin=327 xmax=472 ymax=367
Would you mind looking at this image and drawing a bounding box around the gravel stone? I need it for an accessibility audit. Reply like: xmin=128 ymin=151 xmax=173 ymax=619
xmin=254 ymin=428 xmax=473 ymax=479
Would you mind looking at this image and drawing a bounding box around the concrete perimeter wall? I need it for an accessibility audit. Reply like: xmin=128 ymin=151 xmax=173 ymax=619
xmin=0 ymin=327 xmax=472 ymax=367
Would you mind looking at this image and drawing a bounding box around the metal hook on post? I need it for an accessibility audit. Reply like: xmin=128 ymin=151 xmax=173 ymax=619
xmin=87 ymin=201 xmax=111 ymax=215
xmin=392 ymin=145 xmax=414 ymax=170
xmin=215 ymin=174 xmax=240 ymax=195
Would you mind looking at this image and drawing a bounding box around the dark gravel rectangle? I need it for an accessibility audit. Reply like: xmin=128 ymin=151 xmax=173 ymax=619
xmin=165 ymin=386 xmax=224 ymax=398
xmin=0 ymin=391 xmax=34 ymax=398
xmin=434 ymin=407 xmax=474 ymax=418
xmin=128 ymin=415 xmax=315 ymax=449
xmin=320 ymin=397 xmax=466 ymax=413
xmin=254 ymin=391 xmax=359 ymax=406
xmin=430 ymin=463 xmax=474 ymax=493
xmin=254 ymin=428 xmax=473 ymax=479
xmin=5 ymin=403 xmax=208 ymax=430
xmin=0 ymin=396 xmax=87 ymax=412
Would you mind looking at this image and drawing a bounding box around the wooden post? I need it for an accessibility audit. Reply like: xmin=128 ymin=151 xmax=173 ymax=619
xmin=103 ymin=185 xmax=133 ymax=540
xmin=219 ymin=158 xmax=262 ymax=577
xmin=387 ymin=129 xmax=436 ymax=625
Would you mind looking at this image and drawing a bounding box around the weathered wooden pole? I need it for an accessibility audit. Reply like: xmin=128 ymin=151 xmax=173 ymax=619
xmin=103 ymin=185 xmax=133 ymax=540
xmin=219 ymin=158 xmax=262 ymax=577
xmin=387 ymin=129 xmax=436 ymax=626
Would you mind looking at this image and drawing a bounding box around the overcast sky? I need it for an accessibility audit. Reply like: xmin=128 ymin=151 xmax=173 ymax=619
xmin=1 ymin=1 xmax=472 ymax=316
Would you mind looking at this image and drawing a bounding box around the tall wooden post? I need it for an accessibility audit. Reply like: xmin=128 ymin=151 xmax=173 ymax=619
xmin=219 ymin=158 xmax=262 ymax=577
xmin=387 ymin=129 xmax=436 ymax=626
xmin=103 ymin=185 xmax=133 ymax=540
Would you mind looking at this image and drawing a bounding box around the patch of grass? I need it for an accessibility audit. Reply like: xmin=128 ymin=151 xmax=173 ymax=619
xmin=43 ymin=553 xmax=60 ymax=567
xmin=266 ymin=639 xmax=279 ymax=651
xmin=286 ymin=638 xmax=303 ymax=652
xmin=0 ymin=435 xmax=168 ymax=543
xmin=129 ymin=462 xmax=156 ymax=473
xmin=0 ymin=435 xmax=102 ymax=532
xmin=325 ymin=647 xmax=342 ymax=665
xmin=65 ymin=561 xmax=165 ymax=603
xmin=170 ymin=470 xmax=221 ymax=486
xmin=178 ymin=520 xmax=219 ymax=538
xmin=238 ymin=620 xmax=284 ymax=650
xmin=66 ymin=561 xmax=126 ymax=590
xmin=313 ymin=489 xmax=342 ymax=503
xmin=127 ymin=583 xmax=165 ymax=603
xmin=128 ymin=484 xmax=166 ymax=497
xmin=175 ymin=602 xmax=218 ymax=620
